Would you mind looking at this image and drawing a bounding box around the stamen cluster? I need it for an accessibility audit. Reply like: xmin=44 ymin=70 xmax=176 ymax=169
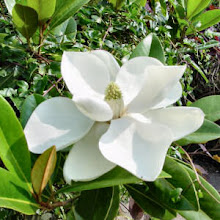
xmin=105 ymin=82 xmax=122 ymax=101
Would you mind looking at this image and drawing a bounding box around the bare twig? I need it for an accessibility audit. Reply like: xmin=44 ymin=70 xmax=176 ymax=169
xmin=40 ymin=198 xmax=77 ymax=211
xmin=100 ymin=19 xmax=112 ymax=49
xmin=198 ymin=144 xmax=213 ymax=158
xmin=177 ymin=144 xmax=201 ymax=184
xmin=43 ymin=77 xmax=63 ymax=96
xmin=120 ymin=202 xmax=129 ymax=212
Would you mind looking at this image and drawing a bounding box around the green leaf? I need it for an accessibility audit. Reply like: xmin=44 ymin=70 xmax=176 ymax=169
xmin=108 ymin=0 xmax=125 ymax=10
xmin=0 ymin=33 xmax=8 ymax=43
xmin=58 ymin=167 xmax=170 ymax=194
xmin=0 ymin=95 xmax=38 ymax=214
xmin=64 ymin=18 xmax=77 ymax=36
xmin=12 ymin=4 xmax=38 ymax=40
xmin=67 ymin=208 xmax=76 ymax=220
xmin=176 ymin=119 xmax=220 ymax=146
xmin=163 ymin=157 xmax=199 ymax=210
xmin=126 ymin=157 xmax=202 ymax=218
xmin=132 ymin=0 xmax=146 ymax=7
xmin=58 ymin=167 xmax=141 ymax=193
xmin=31 ymin=146 xmax=57 ymax=196
xmin=175 ymin=4 xmax=186 ymax=19
xmin=105 ymin=188 xmax=120 ymax=220
xmin=184 ymin=55 xmax=209 ymax=83
xmin=147 ymin=178 xmax=198 ymax=211
xmin=3 ymin=0 xmax=15 ymax=14
xmin=178 ymin=163 xmax=220 ymax=219
xmin=27 ymin=0 xmax=56 ymax=22
xmin=179 ymin=210 xmax=212 ymax=220
xmin=0 ymin=95 xmax=32 ymax=187
xmin=126 ymin=156 xmax=219 ymax=219
xmin=186 ymin=9 xmax=220 ymax=35
xmin=74 ymin=187 xmax=119 ymax=220
xmin=125 ymin=184 xmax=175 ymax=219
xmin=187 ymin=0 xmax=211 ymax=20
xmin=190 ymin=95 xmax=220 ymax=122
xmin=52 ymin=17 xmax=77 ymax=39
xmin=130 ymin=33 xmax=165 ymax=64
xmin=20 ymin=94 xmax=46 ymax=128
xmin=0 ymin=168 xmax=39 ymax=215
xmin=49 ymin=0 xmax=90 ymax=29
xmin=159 ymin=0 xmax=167 ymax=16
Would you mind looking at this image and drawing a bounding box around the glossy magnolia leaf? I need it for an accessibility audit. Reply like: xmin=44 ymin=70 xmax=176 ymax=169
xmin=74 ymin=187 xmax=119 ymax=220
xmin=127 ymin=174 xmax=198 ymax=218
xmin=0 ymin=168 xmax=38 ymax=215
xmin=27 ymin=0 xmax=56 ymax=22
xmin=12 ymin=4 xmax=38 ymax=39
xmin=31 ymin=146 xmax=57 ymax=196
xmin=178 ymin=163 xmax=220 ymax=219
xmin=58 ymin=166 xmax=171 ymax=193
xmin=130 ymin=33 xmax=165 ymax=64
xmin=20 ymin=94 xmax=46 ymax=128
xmin=146 ymin=178 xmax=198 ymax=211
xmin=190 ymin=95 xmax=220 ymax=122
xmin=49 ymin=0 xmax=90 ymax=29
xmin=126 ymin=157 xmax=210 ymax=219
xmin=187 ymin=0 xmax=211 ymax=20
xmin=104 ymin=188 xmax=120 ymax=220
xmin=0 ymin=95 xmax=38 ymax=214
xmin=186 ymin=9 xmax=220 ymax=35
xmin=163 ymin=157 xmax=199 ymax=210
xmin=3 ymin=0 xmax=15 ymax=14
xmin=176 ymin=119 xmax=220 ymax=146
xmin=58 ymin=167 xmax=141 ymax=193
xmin=179 ymin=209 xmax=212 ymax=220
xmin=125 ymin=184 xmax=176 ymax=219
xmin=0 ymin=95 xmax=32 ymax=186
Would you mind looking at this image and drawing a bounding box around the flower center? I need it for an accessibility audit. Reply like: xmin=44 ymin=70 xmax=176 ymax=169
xmin=105 ymin=82 xmax=124 ymax=119
xmin=105 ymin=82 xmax=122 ymax=101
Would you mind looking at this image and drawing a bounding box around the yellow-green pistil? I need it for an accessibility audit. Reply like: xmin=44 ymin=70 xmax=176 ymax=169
xmin=105 ymin=82 xmax=124 ymax=119
xmin=105 ymin=82 xmax=122 ymax=101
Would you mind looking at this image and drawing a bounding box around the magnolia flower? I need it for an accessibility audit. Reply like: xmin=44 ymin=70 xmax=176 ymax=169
xmin=24 ymin=50 xmax=204 ymax=184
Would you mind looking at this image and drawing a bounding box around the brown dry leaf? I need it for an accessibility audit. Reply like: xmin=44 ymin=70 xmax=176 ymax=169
xmin=213 ymin=154 xmax=220 ymax=163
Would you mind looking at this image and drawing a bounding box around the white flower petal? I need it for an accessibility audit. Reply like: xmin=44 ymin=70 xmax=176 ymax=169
xmin=128 ymin=65 xmax=186 ymax=113
xmin=99 ymin=116 xmax=173 ymax=181
xmin=144 ymin=107 xmax=204 ymax=141
xmin=152 ymin=82 xmax=182 ymax=109
xmin=24 ymin=97 xmax=94 ymax=154
xmin=61 ymin=51 xmax=110 ymax=98
xmin=91 ymin=50 xmax=120 ymax=81
xmin=63 ymin=122 xmax=116 ymax=183
xmin=74 ymin=96 xmax=113 ymax=121
xmin=116 ymin=57 xmax=163 ymax=105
